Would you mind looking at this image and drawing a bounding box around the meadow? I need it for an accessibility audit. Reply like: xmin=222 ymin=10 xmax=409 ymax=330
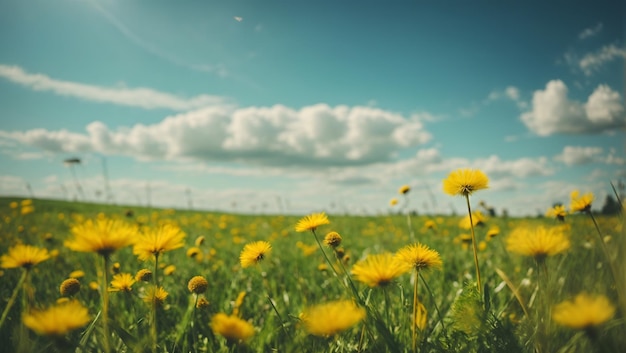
xmin=0 ymin=183 xmax=624 ymax=352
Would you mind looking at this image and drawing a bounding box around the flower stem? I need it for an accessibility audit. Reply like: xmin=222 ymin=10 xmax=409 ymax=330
xmin=465 ymin=194 xmax=482 ymax=293
xmin=0 ymin=269 xmax=28 ymax=330
xmin=101 ymin=256 xmax=111 ymax=353
xmin=151 ymin=253 xmax=159 ymax=353
xmin=412 ymin=269 xmax=420 ymax=353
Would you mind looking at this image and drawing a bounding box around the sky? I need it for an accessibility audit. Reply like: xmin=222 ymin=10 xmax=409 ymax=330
xmin=0 ymin=0 xmax=624 ymax=216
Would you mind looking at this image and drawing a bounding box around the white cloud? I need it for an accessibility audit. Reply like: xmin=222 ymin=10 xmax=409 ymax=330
xmin=520 ymin=80 xmax=625 ymax=136
xmin=579 ymin=23 xmax=603 ymax=40
xmin=554 ymin=146 xmax=603 ymax=165
xmin=483 ymin=86 xmax=528 ymax=110
xmin=0 ymin=65 xmax=227 ymax=110
xmin=578 ymin=44 xmax=626 ymax=75
xmin=0 ymin=104 xmax=431 ymax=167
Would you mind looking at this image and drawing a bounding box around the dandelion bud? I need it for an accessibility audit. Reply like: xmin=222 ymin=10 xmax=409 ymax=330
xmin=323 ymin=231 xmax=342 ymax=248
xmin=60 ymin=278 xmax=81 ymax=297
xmin=188 ymin=276 xmax=209 ymax=294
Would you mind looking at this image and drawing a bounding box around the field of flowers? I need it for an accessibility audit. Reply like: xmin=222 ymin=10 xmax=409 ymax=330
xmin=0 ymin=170 xmax=624 ymax=353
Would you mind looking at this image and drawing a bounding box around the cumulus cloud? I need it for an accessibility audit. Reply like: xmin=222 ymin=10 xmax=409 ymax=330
xmin=578 ymin=23 xmax=603 ymax=40
xmin=0 ymin=104 xmax=431 ymax=167
xmin=578 ymin=44 xmax=626 ymax=75
xmin=0 ymin=64 xmax=226 ymax=110
xmin=554 ymin=146 xmax=603 ymax=165
xmin=520 ymin=80 xmax=625 ymax=136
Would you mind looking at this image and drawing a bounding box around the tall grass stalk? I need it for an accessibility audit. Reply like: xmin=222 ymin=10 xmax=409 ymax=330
xmin=0 ymin=269 xmax=28 ymax=331
xmin=151 ymin=253 xmax=160 ymax=353
xmin=412 ymin=269 xmax=419 ymax=353
xmin=465 ymin=194 xmax=482 ymax=293
xmin=101 ymin=256 xmax=112 ymax=353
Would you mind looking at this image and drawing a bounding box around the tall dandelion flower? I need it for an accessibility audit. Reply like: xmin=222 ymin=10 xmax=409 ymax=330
xmin=210 ymin=313 xmax=255 ymax=342
xmin=65 ymin=217 xmax=136 ymax=256
xmin=133 ymin=224 xmax=186 ymax=261
xmin=239 ymin=241 xmax=272 ymax=268
xmin=109 ymin=273 xmax=136 ymax=292
xmin=351 ymin=253 xmax=409 ymax=288
xmin=1 ymin=244 xmax=50 ymax=269
xmin=399 ymin=185 xmax=411 ymax=195
xmin=570 ymin=190 xmax=594 ymax=213
xmin=443 ymin=168 xmax=488 ymax=294
xmin=295 ymin=212 xmax=330 ymax=233
xmin=188 ymin=276 xmax=209 ymax=294
xmin=506 ymin=226 xmax=570 ymax=262
xmin=301 ymin=300 xmax=366 ymax=337
xmin=546 ymin=205 xmax=567 ymax=222
xmin=459 ymin=211 xmax=487 ymax=230
xmin=552 ymin=293 xmax=615 ymax=330
xmin=22 ymin=300 xmax=90 ymax=336
xmin=143 ymin=286 xmax=168 ymax=306
xmin=390 ymin=198 xmax=399 ymax=206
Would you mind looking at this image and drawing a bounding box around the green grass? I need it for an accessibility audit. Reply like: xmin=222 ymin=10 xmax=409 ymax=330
xmin=0 ymin=196 xmax=624 ymax=352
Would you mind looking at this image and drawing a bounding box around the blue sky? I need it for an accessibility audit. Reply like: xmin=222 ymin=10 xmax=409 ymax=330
xmin=0 ymin=0 xmax=624 ymax=216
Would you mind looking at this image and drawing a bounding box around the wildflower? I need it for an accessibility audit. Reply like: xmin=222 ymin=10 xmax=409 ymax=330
xmin=21 ymin=205 xmax=35 ymax=216
xmin=143 ymin=286 xmax=168 ymax=306
xmin=69 ymin=270 xmax=85 ymax=278
xmin=351 ymin=253 xmax=409 ymax=287
xmin=194 ymin=236 xmax=205 ymax=246
xmin=111 ymin=262 xmax=121 ymax=274
xmin=196 ymin=297 xmax=210 ymax=309
xmin=323 ymin=231 xmax=342 ymax=248
xmin=89 ymin=281 xmax=99 ymax=291
xmin=65 ymin=217 xmax=136 ymax=256
xmin=187 ymin=247 xmax=202 ymax=259
xmin=443 ymin=169 xmax=489 ymax=196
xmin=552 ymin=293 xmax=615 ymax=329
xmin=301 ymin=300 xmax=366 ymax=337
xmin=22 ymin=300 xmax=90 ymax=336
xmin=296 ymin=241 xmax=317 ymax=256
xmin=239 ymin=241 xmax=272 ymax=268
xmin=135 ymin=269 xmax=153 ymax=282
xmin=188 ymin=276 xmax=208 ymax=294
xmin=233 ymin=291 xmax=247 ymax=317
xmin=1 ymin=244 xmax=50 ymax=269
xmin=506 ymin=226 xmax=570 ymax=261
xmin=399 ymin=185 xmax=411 ymax=195
xmin=133 ymin=224 xmax=186 ymax=261
xmin=109 ymin=273 xmax=136 ymax=292
xmin=415 ymin=302 xmax=428 ymax=331
xmin=546 ymin=205 xmax=567 ymax=221
xmin=424 ymin=220 xmax=437 ymax=230
xmin=459 ymin=211 xmax=486 ymax=229
xmin=295 ymin=212 xmax=330 ymax=232
xmin=60 ymin=278 xmax=81 ymax=297
xmin=318 ymin=263 xmax=328 ymax=272
xmin=395 ymin=243 xmax=443 ymax=271
xmin=210 ymin=313 xmax=255 ymax=342
xmin=570 ymin=190 xmax=594 ymax=213
xmin=486 ymin=226 xmax=500 ymax=239
xmin=164 ymin=265 xmax=176 ymax=276
xmin=390 ymin=198 xmax=399 ymax=206
xmin=9 ymin=201 xmax=18 ymax=209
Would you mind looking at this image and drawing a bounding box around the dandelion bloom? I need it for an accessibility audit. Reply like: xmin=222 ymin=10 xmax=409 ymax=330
xmin=486 ymin=226 xmax=500 ymax=239
xmin=295 ymin=212 xmax=330 ymax=232
xmin=109 ymin=273 xmax=136 ymax=292
xmin=546 ymin=204 xmax=567 ymax=221
xmin=351 ymin=253 xmax=409 ymax=287
xmin=210 ymin=313 xmax=255 ymax=341
xmin=239 ymin=241 xmax=272 ymax=268
xmin=443 ymin=169 xmax=489 ymax=197
xmin=186 ymin=247 xmax=202 ymax=259
xmin=570 ymin=190 xmax=594 ymax=213
xmin=135 ymin=269 xmax=153 ymax=282
xmin=395 ymin=243 xmax=443 ymax=271
xmin=399 ymin=185 xmax=411 ymax=195
xmin=424 ymin=220 xmax=437 ymax=230
xmin=133 ymin=224 xmax=186 ymax=261
xmin=164 ymin=265 xmax=176 ymax=275
xmin=1 ymin=244 xmax=50 ymax=269
xmin=458 ymin=211 xmax=486 ymax=230
xmin=143 ymin=286 xmax=168 ymax=306
xmin=323 ymin=231 xmax=342 ymax=248
xmin=22 ymin=300 xmax=90 ymax=336
xmin=301 ymin=300 xmax=366 ymax=337
xmin=65 ymin=217 xmax=136 ymax=256
xmin=506 ymin=226 xmax=570 ymax=260
xmin=59 ymin=278 xmax=81 ymax=297
xmin=390 ymin=198 xmax=399 ymax=206
xmin=188 ymin=276 xmax=209 ymax=294
xmin=552 ymin=293 xmax=615 ymax=329
xmin=69 ymin=270 xmax=85 ymax=278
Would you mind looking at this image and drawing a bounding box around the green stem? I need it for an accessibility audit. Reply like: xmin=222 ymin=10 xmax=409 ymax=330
xmin=0 ymin=269 xmax=28 ymax=330
xmin=101 ymin=256 xmax=111 ymax=353
xmin=418 ymin=272 xmax=447 ymax=332
xmin=383 ymin=287 xmax=391 ymax=328
xmin=151 ymin=253 xmax=159 ymax=353
xmin=412 ymin=269 xmax=419 ymax=353
xmin=465 ymin=195 xmax=482 ymax=293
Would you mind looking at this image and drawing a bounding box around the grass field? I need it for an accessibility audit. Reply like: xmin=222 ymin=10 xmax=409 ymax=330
xmin=0 ymin=193 xmax=624 ymax=353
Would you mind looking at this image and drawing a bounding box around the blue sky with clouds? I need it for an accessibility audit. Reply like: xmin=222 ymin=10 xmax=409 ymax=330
xmin=0 ymin=0 xmax=624 ymax=216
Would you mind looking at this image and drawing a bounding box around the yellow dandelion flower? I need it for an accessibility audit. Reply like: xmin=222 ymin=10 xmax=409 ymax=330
xmin=424 ymin=220 xmax=437 ymax=230
xmin=570 ymin=190 xmax=594 ymax=213
xmin=89 ymin=281 xmax=99 ymax=291
xmin=22 ymin=300 xmax=91 ymax=336
xmin=390 ymin=198 xmax=399 ymax=206
xmin=233 ymin=291 xmax=247 ymax=317
xmin=194 ymin=236 xmax=205 ymax=246
xmin=210 ymin=313 xmax=255 ymax=341
xmin=20 ymin=199 xmax=32 ymax=207
xmin=295 ymin=212 xmax=330 ymax=232
xmin=135 ymin=269 xmax=153 ymax=282
xmin=296 ymin=241 xmax=318 ymax=256
xmin=323 ymin=231 xmax=342 ymax=248
xmin=111 ymin=262 xmax=121 ymax=274
xmin=65 ymin=217 xmax=136 ymax=256
xmin=399 ymin=185 xmax=411 ymax=195
xmin=486 ymin=226 xmax=500 ymax=239
xmin=239 ymin=241 xmax=271 ymax=268
xmin=188 ymin=276 xmax=208 ymax=294
xmin=415 ymin=302 xmax=428 ymax=331
xmin=143 ymin=286 xmax=168 ymax=306
xmin=20 ymin=205 xmax=35 ymax=215
xmin=9 ymin=201 xmax=18 ymax=209
xmin=133 ymin=224 xmax=186 ymax=261
xmin=69 ymin=270 xmax=85 ymax=278
xmin=443 ymin=169 xmax=489 ymax=197
xmin=187 ymin=246 xmax=202 ymax=258
xmin=109 ymin=273 xmax=136 ymax=292
xmin=395 ymin=243 xmax=443 ymax=271
xmin=459 ymin=211 xmax=486 ymax=229
xmin=301 ymin=300 xmax=366 ymax=337
xmin=552 ymin=293 xmax=615 ymax=329
xmin=164 ymin=265 xmax=176 ymax=276
xmin=1 ymin=244 xmax=50 ymax=269
xmin=546 ymin=204 xmax=567 ymax=221
xmin=506 ymin=226 xmax=570 ymax=260
xmin=59 ymin=278 xmax=81 ymax=297
xmin=351 ymin=253 xmax=409 ymax=287
xmin=318 ymin=263 xmax=328 ymax=272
